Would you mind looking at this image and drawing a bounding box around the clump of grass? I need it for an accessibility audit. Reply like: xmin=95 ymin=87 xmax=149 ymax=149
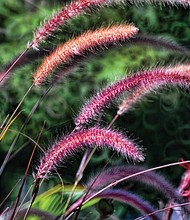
xmin=1 ymin=0 xmax=190 ymax=219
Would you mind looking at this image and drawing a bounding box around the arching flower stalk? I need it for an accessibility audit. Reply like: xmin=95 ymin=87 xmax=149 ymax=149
xmin=36 ymin=127 xmax=144 ymax=179
xmin=64 ymin=162 xmax=190 ymax=218
xmin=86 ymin=165 xmax=183 ymax=204
xmin=33 ymin=24 xmax=138 ymax=86
xmin=32 ymin=0 xmax=118 ymax=50
xmin=97 ymin=189 xmax=161 ymax=220
xmin=2 ymin=33 xmax=189 ymax=86
xmin=75 ymin=66 xmax=190 ymax=129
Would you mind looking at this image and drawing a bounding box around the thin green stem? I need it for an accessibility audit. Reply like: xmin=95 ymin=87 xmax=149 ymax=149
xmin=0 ymin=83 xmax=34 ymax=176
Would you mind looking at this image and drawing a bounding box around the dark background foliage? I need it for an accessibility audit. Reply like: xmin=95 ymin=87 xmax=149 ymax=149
xmin=0 ymin=0 xmax=190 ymax=218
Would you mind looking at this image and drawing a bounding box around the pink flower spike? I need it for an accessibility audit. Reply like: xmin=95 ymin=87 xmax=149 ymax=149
xmin=32 ymin=0 xmax=111 ymax=50
xmin=36 ymin=127 xmax=144 ymax=178
xmin=75 ymin=66 xmax=190 ymax=129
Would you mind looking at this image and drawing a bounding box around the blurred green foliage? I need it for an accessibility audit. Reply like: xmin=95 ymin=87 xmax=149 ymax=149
xmin=0 ymin=0 xmax=190 ymax=219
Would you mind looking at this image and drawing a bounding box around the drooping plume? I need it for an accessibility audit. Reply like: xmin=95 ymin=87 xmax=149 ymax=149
xmin=86 ymin=165 xmax=183 ymax=204
xmin=75 ymin=67 xmax=190 ymax=129
xmin=32 ymin=0 xmax=111 ymax=50
xmin=33 ymin=24 xmax=138 ymax=86
xmin=2 ymin=33 xmax=189 ymax=86
xmin=36 ymin=127 xmax=144 ymax=178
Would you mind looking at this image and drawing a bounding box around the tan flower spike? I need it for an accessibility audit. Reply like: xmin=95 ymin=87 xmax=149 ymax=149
xmin=33 ymin=24 xmax=138 ymax=86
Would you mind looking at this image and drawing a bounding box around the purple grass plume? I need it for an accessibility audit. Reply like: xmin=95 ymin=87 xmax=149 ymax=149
xmin=86 ymin=165 xmax=183 ymax=205
xmin=36 ymin=127 xmax=144 ymax=178
xmin=32 ymin=0 xmax=113 ymax=50
xmin=75 ymin=66 xmax=190 ymax=129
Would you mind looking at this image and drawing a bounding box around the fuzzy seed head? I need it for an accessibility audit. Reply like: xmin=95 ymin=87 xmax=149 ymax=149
xmin=75 ymin=67 xmax=190 ymax=129
xmin=32 ymin=0 xmax=111 ymax=50
xmin=36 ymin=127 xmax=144 ymax=178
xmin=33 ymin=24 xmax=138 ymax=86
